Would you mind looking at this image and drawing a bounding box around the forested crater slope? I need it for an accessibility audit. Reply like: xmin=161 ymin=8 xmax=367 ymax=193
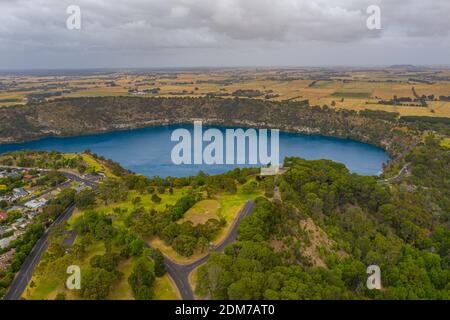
xmin=0 ymin=97 xmax=418 ymax=156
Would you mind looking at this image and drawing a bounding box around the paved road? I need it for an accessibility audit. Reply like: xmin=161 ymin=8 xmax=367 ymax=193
xmin=3 ymin=168 xmax=254 ymax=300
xmin=3 ymin=204 xmax=76 ymax=300
xmin=161 ymin=200 xmax=256 ymax=300
xmin=1 ymin=167 xmax=98 ymax=301
xmin=0 ymin=165 xmax=98 ymax=189
xmin=378 ymin=162 xmax=412 ymax=184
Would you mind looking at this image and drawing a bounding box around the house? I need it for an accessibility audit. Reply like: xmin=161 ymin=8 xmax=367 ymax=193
xmin=0 ymin=235 xmax=18 ymax=249
xmin=11 ymin=219 xmax=28 ymax=231
xmin=13 ymin=188 xmax=28 ymax=197
xmin=7 ymin=205 xmax=25 ymax=213
xmin=17 ymin=221 xmax=31 ymax=230
xmin=27 ymin=211 xmax=39 ymax=220
xmin=24 ymin=199 xmax=47 ymax=210
xmin=0 ymin=227 xmax=13 ymax=237
xmin=0 ymin=211 xmax=8 ymax=221
xmin=6 ymin=172 xmax=20 ymax=178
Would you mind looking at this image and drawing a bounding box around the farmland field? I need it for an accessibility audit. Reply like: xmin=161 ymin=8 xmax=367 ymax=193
xmin=2 ymin=67 xmax=449 ymax=117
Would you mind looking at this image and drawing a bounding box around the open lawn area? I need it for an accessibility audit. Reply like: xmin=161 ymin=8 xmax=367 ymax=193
xmin=64 ymin=152 xmax=116 ymax=177
xmin=108 ymin=259 xmax=134 ymax=300
xmin=149 ymin=184 xmax=262 ymax=264
xmin=181 ymin=199 xmax=221 ymax=226
xmin=23 ymin=240 xmax=179 ymax=300
xmin=154 ymin=275 xmax=180 ymax=300
xmin=96 ymin=188 xmax=189 ymax=217
xmin=66 ymin=189 xmax=189 ymax=227
xmin=23 ymin=241 xmax=106 ymax=300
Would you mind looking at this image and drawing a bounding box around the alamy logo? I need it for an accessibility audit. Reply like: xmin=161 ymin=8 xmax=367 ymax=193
xmin=366 ymin=5 xmax=381 ymax=30
xmin=66 ymin=5 xmax=81 ymax=30
xmin=66 ymin=265 xmax=81 ymax=290
xmin=171 ymin=121 xmax=280 ymax=174
xmin=366 ymin=265 xmax=382 ymax=290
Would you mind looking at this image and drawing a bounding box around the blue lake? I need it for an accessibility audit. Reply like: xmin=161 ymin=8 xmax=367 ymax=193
xmin=0 ymin=125 xmax=390 ymax=177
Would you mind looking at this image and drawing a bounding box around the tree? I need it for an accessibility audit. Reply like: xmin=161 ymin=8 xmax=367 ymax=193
xmin=54 ymin=292 xmax=66 ymax=300
xmin=305 ymin=193 xmax=324 ymax=217
xmin=128 ymin=256 xmax=156 ymax=300
xmin=168 ymin=193 xmax=198 ymax=221
xmin=77 ymin=164 xmax=87 ymax=174
xmin=41 ymin=204 xmax=65 ymax=222
xmin=132 ymin=196 xmax=142 ymax=207
xmin=151 ymin=249 xmax=166 ymax=277
xmin=151 ymin=194 xmax=161 ymax=204
xmin=242 ymin=181 xmax=258 ymax=194
xmin=0 ymin=200 xmax=7 ymax=209
xmin=90 ymin=253 xmax=121 ymax=272
xmin=172 ymin=235 xmax=197 ymax=256
xmin=75 ymin=189 xmax=96 ymax=209
xmin=157 ymin=186 xmax=165 ymax=194
xmin=79 ymin=268 xmax=117 ymax=300
xmin=128 ymin=238 xmax=145 ymax=257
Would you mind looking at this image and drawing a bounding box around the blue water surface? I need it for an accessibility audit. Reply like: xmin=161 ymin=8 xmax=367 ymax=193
xmin=0 ymin=125 xmax=390 ymax=177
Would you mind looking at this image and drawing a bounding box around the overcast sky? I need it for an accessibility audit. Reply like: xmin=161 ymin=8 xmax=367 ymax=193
xmin=1 ymin=0 xmax=450 ymax=69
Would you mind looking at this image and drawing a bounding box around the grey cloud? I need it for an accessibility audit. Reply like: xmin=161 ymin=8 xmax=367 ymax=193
xmin=0 ymin=0 xmax=449 ymax=68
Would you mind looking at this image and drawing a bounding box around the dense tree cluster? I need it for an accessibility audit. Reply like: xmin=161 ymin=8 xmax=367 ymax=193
xmin=75 ymin=189 xmax=97 ymax=209
xmin=127 ymin=202 xmax=225 ymax=257
xmin=0 ymin=151 xmax=83 ymax=171
xmin=80 ymin=267 xmax=120 ymax=300
xmin=197 ymin=141 xmax=449 ymax=300
xmin=128 ymin=254 xmax=156 ymax=300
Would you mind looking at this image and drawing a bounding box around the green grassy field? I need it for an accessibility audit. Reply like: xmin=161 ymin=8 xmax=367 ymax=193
xmin=149 ymin=183 xmax=262 ymax=264
xmin=23 ymin=242 xmax=106 ymax=300
xmin=96 ymin=188 xmax=189 ymax=217
xmin=154 ymin=275 xmax=180 ymax=300
xmin=181 ymin=199 xmax=221 ymax=226
xmin=108 ymin=259 xmax=134 ymax=300
xmin=441 ymin=138 xmax=450 ymax=148
xmin=24 ymin=184 xmax=200 ymax=300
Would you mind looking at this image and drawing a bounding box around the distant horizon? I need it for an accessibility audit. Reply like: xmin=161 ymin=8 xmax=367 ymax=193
xmin=1 ymin=64 xmax=450 ymax=75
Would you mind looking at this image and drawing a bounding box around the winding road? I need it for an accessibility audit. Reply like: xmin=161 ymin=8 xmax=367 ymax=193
xmin=378 ymin=162 xmax=412 ymax=184
xmin=162 ymin=200 xmax=255 ymax=300
xmin=2 ymin=164 xmax=257 ymax=300
xmin=3 ymin=173 xmax=255 ymax=301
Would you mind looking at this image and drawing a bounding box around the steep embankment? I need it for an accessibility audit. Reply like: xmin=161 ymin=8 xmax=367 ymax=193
xmin=0 ymin=97 xmax=418 ymax=157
